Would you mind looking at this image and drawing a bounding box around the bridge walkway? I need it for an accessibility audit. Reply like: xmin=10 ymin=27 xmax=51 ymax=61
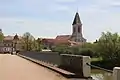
xmin=0 ymin=54 xmax=68 ymax=80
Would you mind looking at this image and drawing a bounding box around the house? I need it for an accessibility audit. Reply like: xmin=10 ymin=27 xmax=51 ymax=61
xmin=0 ymin=33 xmax=23 ymax=53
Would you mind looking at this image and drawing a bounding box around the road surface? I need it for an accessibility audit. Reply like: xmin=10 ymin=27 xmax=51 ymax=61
xmin=0 ymin=54 xmax=68 ymax=80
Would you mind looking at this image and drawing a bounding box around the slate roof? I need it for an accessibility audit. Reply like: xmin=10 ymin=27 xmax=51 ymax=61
xmin=72 ymin=12 xmax=82 ymax=25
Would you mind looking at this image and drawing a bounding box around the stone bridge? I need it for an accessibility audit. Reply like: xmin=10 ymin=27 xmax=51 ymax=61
xmin=0 ymin=52 xmax=120 ymax=80
xmin=0 ymin=51 xmax=92 ymax=80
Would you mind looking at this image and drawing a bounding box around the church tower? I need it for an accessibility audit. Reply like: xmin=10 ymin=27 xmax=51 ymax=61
xmin=70 ymin=12 xmax=86 ymax=42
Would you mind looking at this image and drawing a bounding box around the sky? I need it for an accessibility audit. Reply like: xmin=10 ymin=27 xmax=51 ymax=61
xmin=0 ymin=0 xmax=120 ymax=42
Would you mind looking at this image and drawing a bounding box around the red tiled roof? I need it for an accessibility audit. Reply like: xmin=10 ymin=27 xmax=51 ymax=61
xmin=56 ymin=35 xmax=71 ymax=40
xmin=42 ymin=38 xmax=55 ymax=43
xmin=41 ymin=35 xmax=83 ymax=46
xmin=54 ymin=39 xmax=69 ymax=45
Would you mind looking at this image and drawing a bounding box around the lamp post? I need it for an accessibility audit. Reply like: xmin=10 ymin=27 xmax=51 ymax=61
xmin=14 ymin=40 xmax=17 ymax=52
xmin=13 ymin=34 xmax=19 ymax=54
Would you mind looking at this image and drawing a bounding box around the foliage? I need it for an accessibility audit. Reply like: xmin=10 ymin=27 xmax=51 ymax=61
xmin=91 ymin=57 xmax=102 ymax=62
xmin=21 ymin=32 xmax=35 ymax=51
xmin=79 ymin=48 xmax=94 ymax=57
xmin=21 ymin=32 xmax=43 ymax=51
xmin=52 ymin=44 xmax=70 ymax=54
xmin=20 ymin=31 xmax=120 ymax=67
xmin=0 ymin=32 xmax=4 ymax=41
xmin=95 ymin=32 xmax=120 ymax=64
xmin=36 ymin=38 xmax=42 ymax=51
xmin=51 ymin=44 xmax=95 ymax=57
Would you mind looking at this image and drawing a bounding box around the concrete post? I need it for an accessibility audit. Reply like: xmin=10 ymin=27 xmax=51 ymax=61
xmin=113 ymin=67 xmax=120 ymax=80
xmin=82 ymin=56 xmax=91 ymax=77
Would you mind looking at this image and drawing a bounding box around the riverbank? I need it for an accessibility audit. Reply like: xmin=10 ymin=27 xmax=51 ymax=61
xmin=91 ymin=69 xmax=112 ymax=80
xmin=91 ymin=58 xmax=119 ymax=70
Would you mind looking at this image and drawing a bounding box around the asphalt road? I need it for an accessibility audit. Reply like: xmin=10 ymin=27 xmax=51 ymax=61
xmin=0 ymin=54 xmax=68 ymax=80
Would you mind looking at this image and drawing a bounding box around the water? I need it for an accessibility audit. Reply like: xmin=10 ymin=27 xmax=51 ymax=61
xmin=91 ymin=69 xmax=112 ymax=80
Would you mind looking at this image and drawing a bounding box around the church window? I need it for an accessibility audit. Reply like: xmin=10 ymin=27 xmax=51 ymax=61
xmin=78 ymin=27 xmax=80 ymax=33
xmin=73 ymin=27 xmax=75 ymax=32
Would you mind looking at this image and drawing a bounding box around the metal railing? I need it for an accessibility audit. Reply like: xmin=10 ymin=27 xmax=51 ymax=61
xmin=86 ymin=63 xmax=113 ymax=73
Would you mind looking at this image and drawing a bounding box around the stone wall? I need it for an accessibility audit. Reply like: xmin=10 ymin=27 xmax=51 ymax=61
xmin=20 ymin=51 xmax=90 ymax=77
xmin=60 ymin=54 xmax=83 ymax=75
xmin=20 ymin=51 xmax=61 ymax=66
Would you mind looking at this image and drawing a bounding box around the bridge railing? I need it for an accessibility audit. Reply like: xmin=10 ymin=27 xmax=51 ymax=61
xmin=86 ymin=63 xmax=113 ymax=73
xmin=19 ymin=51 xmax=120 ymax=80
xmin=19 ymin=51 xmax=91 ymax=78
xmin=60 ymin=54 xmax=91 ymax=78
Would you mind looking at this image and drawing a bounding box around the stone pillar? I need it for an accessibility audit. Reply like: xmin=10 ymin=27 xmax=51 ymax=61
xmin=113 ymin=67 xmax=120 ymax=80
xmin=82 ymin=56 xmax=91 ymax=77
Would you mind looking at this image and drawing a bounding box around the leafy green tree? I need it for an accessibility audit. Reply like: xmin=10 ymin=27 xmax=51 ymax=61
xmin=31 ymin=39 xmax=38 ymax=51
xmin=82 ymin=42 xmax=93 ymax=48
xmin=69 ymin=46 xmax=80 ymax=54
xmin=22 ymin=32 xmax=35 ymax=51
xmin=36 ymin=38 xmax=42 ymax=51
xmin=0 ymin=32 xmax=4 ymax=41
xmin=52 ymin=43 xmax=95 ymax=56
xmin=79 ymin=43 xmax=98 ymax=57
xmin=52 ymin=44 xmax=70 ymax=54
xmin=96 ymin=32 xmax=120 ymax=63
xmin=79 ymin=48 xmax=94 ymax=57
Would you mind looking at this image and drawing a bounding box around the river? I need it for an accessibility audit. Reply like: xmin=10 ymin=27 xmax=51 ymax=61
xmin=91 ymin=69 xmax=112 ymax=80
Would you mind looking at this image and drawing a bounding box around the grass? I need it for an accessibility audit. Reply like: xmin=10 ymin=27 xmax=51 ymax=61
xmin=91 ymin=57 xmax=103 ymax=62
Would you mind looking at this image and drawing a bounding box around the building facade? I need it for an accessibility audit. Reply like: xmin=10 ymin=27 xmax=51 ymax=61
xmin=0 ymin=31 xmax=23 ymax=53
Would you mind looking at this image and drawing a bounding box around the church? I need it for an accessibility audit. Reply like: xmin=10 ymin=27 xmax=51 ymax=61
xmin=41 ymin=12 xmax=86 ymax=48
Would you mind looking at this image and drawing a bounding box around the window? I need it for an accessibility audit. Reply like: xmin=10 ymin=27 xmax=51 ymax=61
xmin=73 ymin=27 xmax=75 ymax=32
xmin=78 ymin=27 xmax=80 ymax=33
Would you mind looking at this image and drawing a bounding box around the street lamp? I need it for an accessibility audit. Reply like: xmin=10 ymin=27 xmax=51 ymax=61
xmin=13 ymin=34 xmax=19 ymax=54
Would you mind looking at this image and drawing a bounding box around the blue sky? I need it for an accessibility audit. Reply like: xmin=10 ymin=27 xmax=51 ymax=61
xmin=0 ymin=0 xmax=120 ymax=42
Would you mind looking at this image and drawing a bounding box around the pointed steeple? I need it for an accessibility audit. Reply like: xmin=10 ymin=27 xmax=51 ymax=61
xmin=72 ymin=12 xmax=82 ymax=25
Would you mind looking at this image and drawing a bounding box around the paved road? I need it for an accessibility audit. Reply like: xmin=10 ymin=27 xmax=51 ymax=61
xmin=0 ymin=54 xmax=68 ymax=80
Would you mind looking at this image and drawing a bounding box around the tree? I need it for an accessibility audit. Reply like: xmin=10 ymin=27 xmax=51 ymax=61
xmin=52 ymin=44 xmax=70 ymax=54
xmin=82 ymin=42 xmax=94 ymax=48
xmin=36 ymin=38 xmax=42 ymax=51
xmin=79 ymin=43 xmax=98 ymax=57
xmin=96 ymin=32 xmax=120 ymax=64
xmin=31 ymin=39 xmax=38 ymax=51
xmin=79 ymin=48 xmax=94 ymax=57
xmin=0 ymin=32 xmax=4 ymax=41
xmin=69 ymin=46 xmax=80 ymax=54
xmin=22 ymin=32 xmax=35 ymax=51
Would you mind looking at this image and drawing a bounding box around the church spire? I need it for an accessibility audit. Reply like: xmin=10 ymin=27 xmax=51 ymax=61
xmin=72 ymin=12 xmax=82 ymax=25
